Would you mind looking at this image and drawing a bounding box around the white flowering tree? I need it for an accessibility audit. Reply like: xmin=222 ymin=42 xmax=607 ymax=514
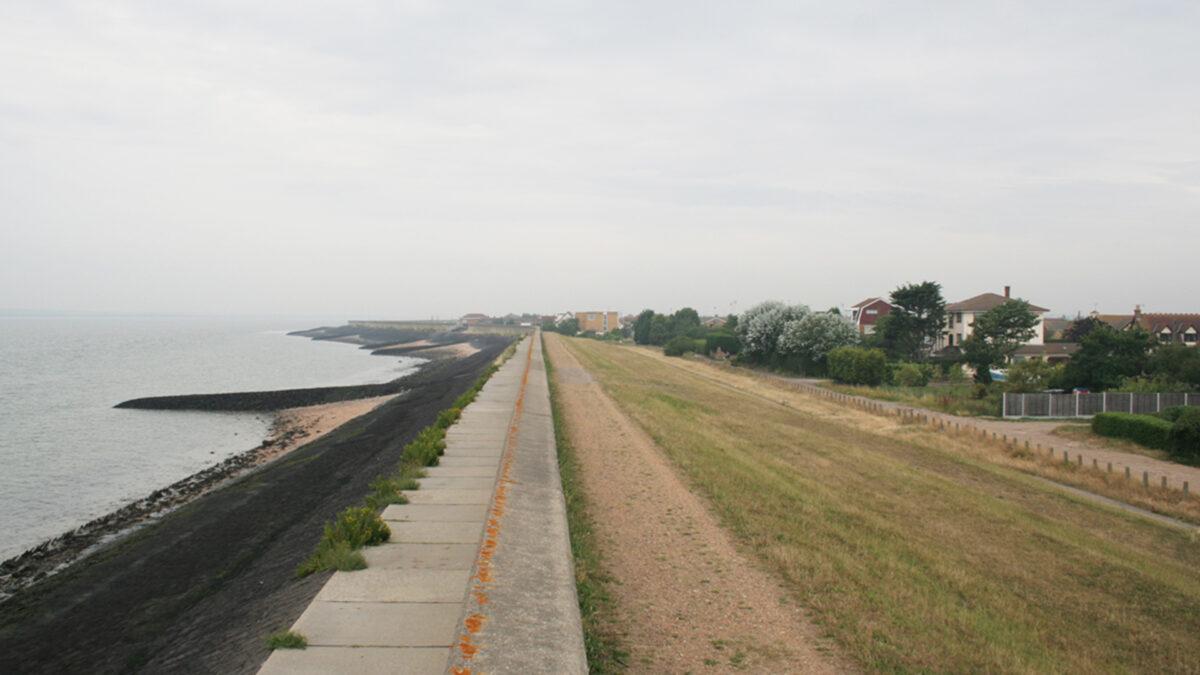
xmin=735 ymin=301 xmax=810 ymax=361
xmin=777 ymin=312 xmax=859 ymax=365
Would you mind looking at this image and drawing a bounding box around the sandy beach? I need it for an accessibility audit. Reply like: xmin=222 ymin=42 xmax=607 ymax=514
xmin=263 ymin=394 xmax=398 ymax=461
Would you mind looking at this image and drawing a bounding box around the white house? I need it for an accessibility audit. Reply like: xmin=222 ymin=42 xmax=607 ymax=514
xmin=938 ymin=287 xmax=1048 ymax=353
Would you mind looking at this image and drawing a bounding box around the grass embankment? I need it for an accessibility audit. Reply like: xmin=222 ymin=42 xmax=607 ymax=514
xmin=562 ymin=338 xmax=1200 ymax=673
xmin=825 ymin=382 xmax=1001 ymax=417
xmin=542 ymin=339 xmax=627 ymax=674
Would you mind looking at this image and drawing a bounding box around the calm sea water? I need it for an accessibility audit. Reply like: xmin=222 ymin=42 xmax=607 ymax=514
xmin=0 ymin=315 xmax=423 ymax=561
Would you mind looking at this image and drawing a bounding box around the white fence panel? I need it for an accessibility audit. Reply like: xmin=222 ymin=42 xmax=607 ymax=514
xmin=1003 ymin=392 xmax=1200 ymax=418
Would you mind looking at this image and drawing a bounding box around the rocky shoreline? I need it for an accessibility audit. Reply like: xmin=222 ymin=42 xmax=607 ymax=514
xmin=0 ymin=408 xmax=327 ymax=598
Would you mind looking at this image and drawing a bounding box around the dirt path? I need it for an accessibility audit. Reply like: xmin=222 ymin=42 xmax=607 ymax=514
xmin=545 ymin=334 xmax=851 ymax=674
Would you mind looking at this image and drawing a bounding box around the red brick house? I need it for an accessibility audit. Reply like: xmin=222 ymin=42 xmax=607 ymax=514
xmin=850 ymin=298 xmax=892 ymax=335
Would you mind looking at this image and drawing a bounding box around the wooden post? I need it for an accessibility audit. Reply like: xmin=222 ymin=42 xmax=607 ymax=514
xmin=1143 ymin=471 xmax=1149 ymax=488
xmin=1092 ymin=458 xmax=1098 ymax=469
xmin=1162 ymin=476 xmax=1168 ymax=489
xmin=1125 ymin=467 xmax=1131 ymax=480
xmin=1077 ymin=454 xmax=1082 ymax=466
xmin=1107 ymin=462 xmax=1112 ymax=473
xmin=1185 ymin=482 xmax=1190 ymax=499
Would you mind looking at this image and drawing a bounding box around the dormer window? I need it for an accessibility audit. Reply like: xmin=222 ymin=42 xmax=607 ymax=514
xmin=1159 ymin=327 xmax=1173 ymax=344
xmin=1185 ymin=327 xmax=1197 ymax=345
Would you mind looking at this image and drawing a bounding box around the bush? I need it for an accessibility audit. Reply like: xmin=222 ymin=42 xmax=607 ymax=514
xmin=297 ymin=506 xmax=391 ymax=577
xmin=1156 ymin=406 xmax=1194 ymax=423
xmin=892 ymin=362 xmax=932 ymax=387
xmin=435 ymin=407 xmax=462 ymax=429
xmin=828 ymin=347 xmax=887 ymax=386
xmin=326 ymin=506 xmax=391 ymax=549
xmin=664 ymin=335 xmax=704 ymax=357
xmin=1170 ymin=408 xmax=1200 ymax=459
xmin=1092 ymin=412 xmax=1173 ymax=451
xmin=365 ymin=474 xmax=408 ymax=509
xmin=705 ymin=332 xmax=741 ymax=356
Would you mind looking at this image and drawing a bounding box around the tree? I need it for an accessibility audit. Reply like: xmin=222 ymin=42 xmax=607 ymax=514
xmin=555 ymin=317 xmax=579 ymax=336
xmin=961 ymin=300 xmax=1039 ymax=383
xmin=1145 ymin=344 xmax=1200 ymax=390
xmin=1062 ymin=316 xmax=1104 ymax=342
xmin=1004 ymin=358 xmax=1062 ymax=393
xmin=633 ymin=309 xmax=655 ymax=345
xmin=670 ymin=307 xmax=702 ymax=338
xmin=735 ymin=301 xmax=809 ymax=361
xmin=648 ymin=314 xmax=671 ymax=345
xmin=881 ymin=281 xmax=946 ymax=361
xmin=1061 ymin=325 xmax=1153 ymax=391
xmin=777 ymin=312 xmax=859 ymax=369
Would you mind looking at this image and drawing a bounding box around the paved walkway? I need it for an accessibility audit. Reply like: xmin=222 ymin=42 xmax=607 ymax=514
xmin=260 ymin=332 xmax=586 ymax=674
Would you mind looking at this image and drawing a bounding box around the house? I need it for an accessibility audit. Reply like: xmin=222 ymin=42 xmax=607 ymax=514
xmin=937 ymin=287 xmax=1049 ymax=356
xmin=849 ymin=298 xmax=892 ymax=335
xmin=1080 ymin=308 xmax=1200 ymax=347
xmin=575 ymin=311 xmax=620 ymax=334
xmin=1125 ymin=308 xmax=1200 ymax=347
xmin=460 ymin=313 xmax=491 ymax=325
xmin=702 ymin=316 xmax=728 ymax=329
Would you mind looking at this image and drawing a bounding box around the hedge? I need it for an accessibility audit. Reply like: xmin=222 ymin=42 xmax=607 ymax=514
xmin=1169 ymin=408 xmax=1200 ymax=459
xmin=1092 ymin=412 xmax=1173 ymax=451
xmin=828 ymin=347 xmax=887 ymax=386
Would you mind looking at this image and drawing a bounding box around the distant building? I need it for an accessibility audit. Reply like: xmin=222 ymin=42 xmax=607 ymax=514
xmin=1120 ymin=308 xmax=1200 ymax=347
xmin=849 ymin=298 xmax=892 ymax=335
xmin=575 ymin=311 xmax=619 ymax=333
xmin=460 ymin=313 xmax=490 ymax=325
xmin=702 ymin=316 xmax=728 ymax=329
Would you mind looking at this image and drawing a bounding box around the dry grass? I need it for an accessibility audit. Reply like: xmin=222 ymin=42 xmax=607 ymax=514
xmin=562 ymin=338 xmax=1200 ymax=674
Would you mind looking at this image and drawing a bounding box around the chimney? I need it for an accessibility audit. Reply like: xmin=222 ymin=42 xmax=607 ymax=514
xmin=1004 ymin=285 xmax=1010 ymax=298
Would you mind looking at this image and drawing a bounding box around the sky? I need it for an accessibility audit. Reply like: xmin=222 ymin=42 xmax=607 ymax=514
xmin=1 ymin=1 xmax=1197 ymax=321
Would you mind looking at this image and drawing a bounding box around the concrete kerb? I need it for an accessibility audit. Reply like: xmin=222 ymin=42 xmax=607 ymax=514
xmin=445 ymin=331 xmax=587 ymax=674
xmin=260 ymin=333 xmax=585 ymax=674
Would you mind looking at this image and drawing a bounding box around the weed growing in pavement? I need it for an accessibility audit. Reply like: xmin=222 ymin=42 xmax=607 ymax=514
xmin=295 ymin=507 xmax=389 ymax=577
xmin=264 ymin=629 xmax=308 ymax=650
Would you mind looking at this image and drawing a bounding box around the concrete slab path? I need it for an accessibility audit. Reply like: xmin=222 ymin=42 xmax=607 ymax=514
xmin=259 ymin=332 xmax=586 ymax=674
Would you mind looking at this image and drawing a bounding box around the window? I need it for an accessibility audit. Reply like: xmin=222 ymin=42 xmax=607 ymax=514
xmin=1185 ymin=330 xmax=1197 ymax=344
xmin=866 ymin=309 xmax=877 ymax=315
xmin=588 ymin=313 xmax=595 ymax=321
xmin=1160 ymin=329 xmax=1173 ymax=344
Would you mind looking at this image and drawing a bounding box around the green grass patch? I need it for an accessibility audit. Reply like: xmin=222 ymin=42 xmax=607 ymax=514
xmin=564 ymin=338 xmax=1200 ymax=673
xmin=544 ymin=337 xmax=628 ymax=674
xmin=264 ymin=629 xmax=307 ymax=650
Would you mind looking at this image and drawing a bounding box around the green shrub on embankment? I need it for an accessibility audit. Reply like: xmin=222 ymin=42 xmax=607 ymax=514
xmin=1169 ymin=408 xmax=1200 ymax=459
xmin=1092 ymin=412 xmax=1174 ymax=451
xmin=296 ymin=338 xmax=520 ymax=577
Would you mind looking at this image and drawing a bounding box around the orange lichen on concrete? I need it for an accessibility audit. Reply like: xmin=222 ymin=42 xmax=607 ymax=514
xmin=465 ymin=614 xmax=488 ymax=634
xmin=458 ymin=635 xmax=479 ymax=658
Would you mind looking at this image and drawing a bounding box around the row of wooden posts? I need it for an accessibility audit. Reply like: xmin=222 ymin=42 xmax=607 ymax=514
xmin=785 ymin=380 xmax=1190 ymax=501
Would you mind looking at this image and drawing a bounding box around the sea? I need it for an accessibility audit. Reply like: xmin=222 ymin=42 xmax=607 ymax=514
xmin=0 ymin=314 xmax=424 ymax=562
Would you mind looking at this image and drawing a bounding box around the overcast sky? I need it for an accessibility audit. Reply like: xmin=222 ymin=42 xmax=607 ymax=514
xmin=2 ymin=1 xmax=1197 ymax=320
